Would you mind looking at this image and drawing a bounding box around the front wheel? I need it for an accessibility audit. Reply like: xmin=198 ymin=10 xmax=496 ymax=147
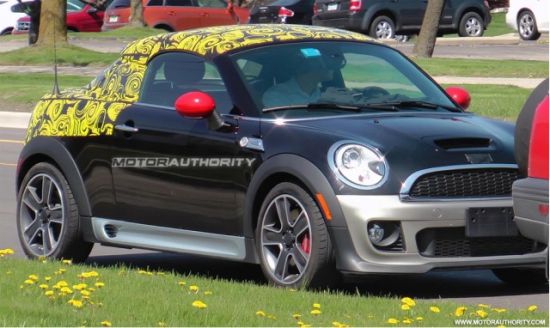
xmin=517 ymin=10 xmax=540 ymax=41
xmin=458 ymin=12 xmax=484 ymax=37
xmin=17 ymin=162 xmax=93 ymax=262
xmin=492 ymin=268 xmax=548 ymax=285
xmin=369 ymin=16 xmax=395 ymax=39
xmin=256 ymin=182 xmax=337 ymax=289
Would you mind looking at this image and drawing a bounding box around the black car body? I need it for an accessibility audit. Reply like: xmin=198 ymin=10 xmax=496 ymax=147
xmin=312 ymin=0 xmax=492 ymax=39
xmin=16 ymin=25 xmax=545 ymax=288
xmin=249 ymin=0 xmax=315 ymax=24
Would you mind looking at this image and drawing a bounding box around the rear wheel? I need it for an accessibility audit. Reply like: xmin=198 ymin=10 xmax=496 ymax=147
xmin=517 ymin=10 xmax=540 ymax=41
xmin=459 ymin=12 xmax=484 ymax=37
xmin=492 ymin=268 xmax=548 ymax=285
xmin=17 ymin=162 xmax=93 ymax=262
xmin=256 ymin=182 xmax=338 ymax=289
xmin=369 ymin=16 xmax=395 ymax=39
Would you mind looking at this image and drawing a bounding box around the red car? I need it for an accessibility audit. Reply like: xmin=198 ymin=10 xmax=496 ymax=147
xmin=13 ymin=0 xmax=108 ymax=34
xmin=494 ymin=78 xmax=549 ymax=284
xmin=103 ymin=0 xmax=249 ymax=32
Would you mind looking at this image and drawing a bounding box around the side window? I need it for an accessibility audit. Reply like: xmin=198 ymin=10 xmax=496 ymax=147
xmin=67 ymin=0 xmax=85 ymax=12
xmin=165 ymin=0 xmax=194 ymax=6
xmin=196 ymin=0 xmax=226 ymax=8
xmin=147 ymin=0 xmax=163 ymax=6
xmin=140 ymin=52 xmax=234 ymax=114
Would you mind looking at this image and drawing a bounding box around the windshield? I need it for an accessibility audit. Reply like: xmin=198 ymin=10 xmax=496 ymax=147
xmin=230 ymin=41 xmax=457 ymax=118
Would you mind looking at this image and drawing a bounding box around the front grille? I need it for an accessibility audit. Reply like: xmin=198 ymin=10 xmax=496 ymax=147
xmin=17 ymin=22 xmax=30 ymax=31
xmin=417 ymin=228 xmax=545 ymax=257
xmin=409 ymin=169 xmax=519 ymax=198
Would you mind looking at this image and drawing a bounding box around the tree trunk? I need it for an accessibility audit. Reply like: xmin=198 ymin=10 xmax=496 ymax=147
xmin=36 ymin=0 xmax=67 ymax=46
xmin=412 ymin=0 xmax=445 ymax=58
xmin=129 ymin=0 xmax=145 ymax=26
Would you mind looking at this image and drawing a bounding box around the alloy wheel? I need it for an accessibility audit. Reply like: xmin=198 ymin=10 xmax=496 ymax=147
xmin=375 ymin=21 xmax=393 ymax=39
xmin=519 ymin=13 xmax=535 ymax=39
xmin=464 ymin=17 xmax=482 ymax=36
xmin=19 ymin=174 xmax=65 ymax=256
xmin=260 ymin=194 xmax=312 ymax=285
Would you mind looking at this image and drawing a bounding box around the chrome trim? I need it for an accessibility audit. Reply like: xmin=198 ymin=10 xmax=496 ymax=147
xmin=327 ymin=140 xmax=389 ymax=190
xmin=399 ymin=164 xmax=519 ymax=202
xmin=239 ymin=136 xmax=264 ymax=151
xmin=91 ymin=218 xmax=246 ymax=260
xmin=114 ymin=124 xmax=139 ymax=133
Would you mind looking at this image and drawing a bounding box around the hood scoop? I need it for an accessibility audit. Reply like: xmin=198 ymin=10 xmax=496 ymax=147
xmin=434 ymin=137 xmax=492 ymax=150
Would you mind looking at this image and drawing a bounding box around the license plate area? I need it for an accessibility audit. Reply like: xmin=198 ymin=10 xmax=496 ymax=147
xmin=327 ymin=3 xmax=338 ymax=11
xmin=109 ymin=16 xmax=119 ymax=23
xmin=466 ymin=207 xmax=518 ymax=237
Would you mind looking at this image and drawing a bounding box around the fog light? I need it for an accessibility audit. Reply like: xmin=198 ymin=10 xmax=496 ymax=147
xmin=368 ymin=224 xmax=384 ymax=244
xmin=367 ymin=221 xmax=402 ymax=248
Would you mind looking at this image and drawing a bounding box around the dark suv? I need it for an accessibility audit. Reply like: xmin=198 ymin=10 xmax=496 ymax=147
xmin=312 ymin=0 xmax=491 ymax=39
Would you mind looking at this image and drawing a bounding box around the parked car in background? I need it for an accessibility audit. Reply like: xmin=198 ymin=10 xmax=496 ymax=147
xmin=14 ymin=0 xmax=110 ymax=34
xmin=506 ymin=0 xmax=549 ymax=40
xmin=103 ymin=0 xmax=249 ymax=32
xmin=249 ymin=0 xmax=314 ymax=25
xmin=0 ymin=0 xmax=27 ymax=35
xmin=312 ymin=0 xmax=491 ymax=39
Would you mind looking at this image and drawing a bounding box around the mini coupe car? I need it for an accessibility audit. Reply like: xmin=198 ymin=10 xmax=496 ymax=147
xmin=17 ymin=24 xmax=547 ymax=288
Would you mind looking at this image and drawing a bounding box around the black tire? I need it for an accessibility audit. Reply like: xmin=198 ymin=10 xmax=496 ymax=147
xmin=0 ymin=28 xmax=13 ymax=36
xmin=369 ymin=15 xmax=395 ymax=39
xmin=255 ymin=182 xmax=338 ymax=289
xmin=458 ymin=12 xmax=484 ymax=37
xmin=17 ymin=162 xmax=93 ymax=262
xmin=517 ymin=10 xmax=541 ymax=41
xmin=492 ymin=268 xmax=548 ymax=285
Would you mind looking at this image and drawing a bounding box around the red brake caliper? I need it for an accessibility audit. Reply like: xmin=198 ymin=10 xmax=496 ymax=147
xmin=300 ymin=233 xmax=310 ymax=254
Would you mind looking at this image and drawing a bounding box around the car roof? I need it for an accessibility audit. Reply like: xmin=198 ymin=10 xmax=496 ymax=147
xmin=121 ymin=24 xmax=373 ymax=61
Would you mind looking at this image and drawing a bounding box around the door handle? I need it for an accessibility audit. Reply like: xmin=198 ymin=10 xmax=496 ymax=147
xmin=115 ymin=124 xmax=139 ymax=133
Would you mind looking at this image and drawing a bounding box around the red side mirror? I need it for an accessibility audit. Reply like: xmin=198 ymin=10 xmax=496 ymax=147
xmin=445 ymin=86 xmax=471 ymax=110
xmin=174 ymin=91 xmax=215 ymax=118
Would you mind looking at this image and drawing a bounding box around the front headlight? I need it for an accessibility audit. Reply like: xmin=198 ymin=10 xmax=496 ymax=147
xmin=328 ymin=141 xmax=388 ymax=189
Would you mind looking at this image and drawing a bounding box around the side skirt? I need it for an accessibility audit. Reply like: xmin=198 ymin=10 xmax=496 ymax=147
xmin=91 ymin=217 xmax=247 ymax=261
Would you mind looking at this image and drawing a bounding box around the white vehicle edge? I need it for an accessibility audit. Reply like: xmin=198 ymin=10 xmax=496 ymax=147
xmin=0 ymin=0 xmax=27 ymax=36
xmin=506 ymin=0 xmax=549 ymax=40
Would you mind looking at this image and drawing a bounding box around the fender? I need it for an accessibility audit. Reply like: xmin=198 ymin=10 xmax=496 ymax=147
xmin=243 ymin=154 xmax=348 ymax=239
xmin=361 ymin=6 xmax=398 ymax=32
xmin=17 ymin=137 xmax=92 ymax=218
xmin=452 ymin=1 xmax=487 ymax=29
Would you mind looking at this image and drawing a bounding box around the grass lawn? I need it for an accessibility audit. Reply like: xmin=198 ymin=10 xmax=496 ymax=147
xmin=414 ymin=58 xmax=548 ymax=78
xmin=484 ymin=12 xmax=515 ymax=37
xmin=0 ymin=255 xmax=547 ymax=327
xmin=0 ymin=45 xmax=118 ymax=67
xmin=69 ymin=26 xmax=165 ymax=40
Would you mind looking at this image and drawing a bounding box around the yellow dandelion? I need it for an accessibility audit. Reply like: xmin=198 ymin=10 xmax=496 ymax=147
xmin=80 ymin=290 xmax=90 ymax=297
xmin=39 ymin=284 xmax=49 ymax=290
xmin=70 ymin=300 xmax=83 ymax=309
xmin=476 ymin=309 xmax=488 ymax=318
xmin=28 ymin=274 xmax=39 ymax=281
xmin=45 ymin=276 xmax=52 ymax=282
xmin=492 ymin=308 xmax=507 ymax=313
xmin=95 ymin=282 xmax=105 ymax=288
xmin=0 ymin=248 xmax=14 ymax=255
xmin=189 ymin=285 xmax=199 ymax=293
xmin=401 ymin=304 xmax=410 ymax=311
xmin=23 ymin=279 xmax=35 ymax=285
xmin=157 ymin=322 xmax=166 ymax=327
xmin=310 ymin=309 xmax=321 ymax=315
xmin=73 ymin=283 xmax=87 ymax=291
xmin=401 ymin=297 xmax=416 ymax=307
xmin=100 ymin=321 xmax=112 ymax=327
xmin=88 ymin=288 xmax=95 ymax=292
xmin=387 ymin=318 xmax=399 ymax=324
xmin=58 ymin=268 xmax=66 ymax=273
xmin=477 ymin=303 xmax=490 ymax=308
xmin=454 ymin=306 xmax=467 ymax=317
xmin=267 ymin=314 xmax=276 ymax=320
xmin=62 ymin=260 xmax=72 ymax=265
xmin=177 ymin=281 xmax=186 ymax=287
xmin=56 ymin=281 xmax=68 ymax=287
xmin=429 ymin=306 xmax=441 ymax=313
xmin=204 ymin=291 xmax=212 ymax=295
xmin=255 ymin=310 xmax=266 ymax=317
xmin=292 ymin=314 xmax=301 ymax=320
xmin=289 ymin=288 xmax=297 ymax=292
xmin=192 ymin=300 xmax=207 ymax=309
xmin=312 ymin=303 xmax=321 ymax=309
xmin=60 ymin=287 xmax=73 ymax=294
xmin=527 ymin=305 xmax=537 ymax=312
xmin=44 ymin=290 xmax=54 ymax=296
xmin=402 ymin=318 xmax=412 ymax=324
xmin=80 ymin=271 xmax=99 ymax=278
xmin=415 ymin=316 xmax=423 ymax=321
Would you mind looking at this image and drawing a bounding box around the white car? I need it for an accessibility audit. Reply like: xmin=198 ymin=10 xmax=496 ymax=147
xmin=0 ymin=0 xmax=27 ymax=36
xmin=506 ymin=0 xmax=549 ymax=40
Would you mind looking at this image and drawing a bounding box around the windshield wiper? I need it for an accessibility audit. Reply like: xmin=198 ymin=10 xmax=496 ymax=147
xmin=262 ymin=103 xmax=362 ymax=113
xmin=364 ymin=100 xmax=461 ymax=112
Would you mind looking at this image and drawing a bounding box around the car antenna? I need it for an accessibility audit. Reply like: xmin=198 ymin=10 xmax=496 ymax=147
xmin=52 ymin=19 xmax=60 ymax=95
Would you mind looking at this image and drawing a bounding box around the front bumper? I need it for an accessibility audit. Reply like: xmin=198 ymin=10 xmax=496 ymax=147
xmin=331 ymin=195 xmax=547 ymax=274
xmin=513 ymin=177 xmax=549 ymax=244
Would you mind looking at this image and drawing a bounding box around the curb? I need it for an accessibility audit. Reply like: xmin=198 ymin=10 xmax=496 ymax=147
xmin=0 ymin=112 xmax=30 ymax=129
xmin=379 ymin=34 xmax=521 ymax=46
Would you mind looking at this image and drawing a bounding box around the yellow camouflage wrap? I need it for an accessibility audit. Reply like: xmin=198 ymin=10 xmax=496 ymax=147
xmin=25 ymin=24 xmax=371 ymax=142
